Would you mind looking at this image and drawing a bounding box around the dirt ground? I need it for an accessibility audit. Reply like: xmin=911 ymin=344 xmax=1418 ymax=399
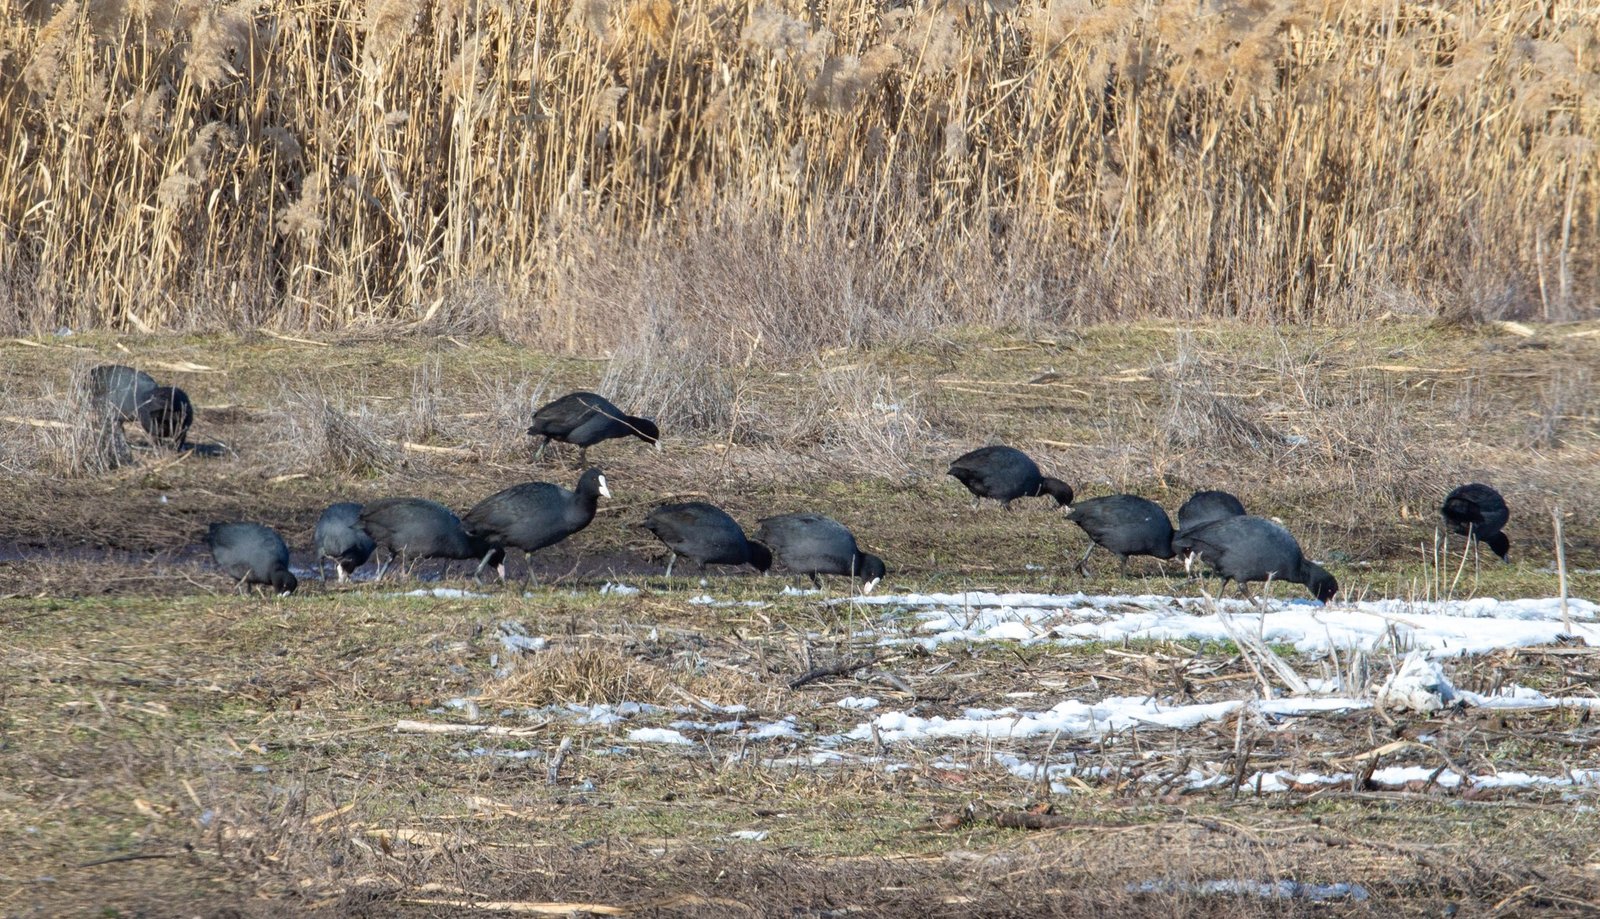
xmin=2 ymin=320 xmax=1599 ymax=916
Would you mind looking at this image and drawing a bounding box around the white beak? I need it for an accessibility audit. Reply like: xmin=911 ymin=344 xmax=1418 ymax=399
xmin=861 ymin=577 xmax=880 ymax=595
xmin=1183 ymin=551 xmax=1196 ymax=574
xmin=597 ymin=475 xmax=612 ymax=498
xmin=654 ymin=441 xmax=662 ymax=452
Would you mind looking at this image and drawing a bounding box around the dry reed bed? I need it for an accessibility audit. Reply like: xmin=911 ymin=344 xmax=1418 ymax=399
xmin=1 ymin=0 xmax=1596 ymax=347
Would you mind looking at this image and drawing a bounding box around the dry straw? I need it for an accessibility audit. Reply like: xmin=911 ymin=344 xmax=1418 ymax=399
xmin=1 ymin=0 xmax=1595 ymax=342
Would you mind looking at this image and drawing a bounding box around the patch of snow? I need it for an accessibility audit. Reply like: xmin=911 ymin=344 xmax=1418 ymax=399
xmin=854 ymin=590 xmax=1599 ymax=657
xmin=780 ymin=586 xmax=822 ymax=596
xmin=728 ymin=830 xmax=769 ymax=841
xmin=1127 ymin=879 xmax=1367 ymax=902
xmin=687 ymin=594 xmax=768 ymax=608
xmin=391 ymin=587 xmax=489 ymax=599
xmin=751 ymin=717 xmax=801 ymax=739
xmin=496 ymin=621 xmax=547 ymax=654
xmin=599 ymin=582 xmax=640 ymax=596
xmin=1377 ymin=652 xmax=1458 ymax=713
xmin=836 ymin=696 xmax=880 ymax=710
xmin=628 ymin=728 xmax=694 ymax=745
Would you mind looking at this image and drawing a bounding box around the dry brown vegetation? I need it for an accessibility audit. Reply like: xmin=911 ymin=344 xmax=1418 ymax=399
xmin=3 ymin=0 xmax=1597 ymax=346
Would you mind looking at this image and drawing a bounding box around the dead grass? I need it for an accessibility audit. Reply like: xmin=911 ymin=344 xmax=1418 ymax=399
xmin=2 ymin=0 xmax=1596 ymax=339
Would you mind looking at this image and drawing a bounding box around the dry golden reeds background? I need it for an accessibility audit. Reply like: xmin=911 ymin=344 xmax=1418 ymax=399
xmin=1 ymin=0 xmax=1595 ymax=351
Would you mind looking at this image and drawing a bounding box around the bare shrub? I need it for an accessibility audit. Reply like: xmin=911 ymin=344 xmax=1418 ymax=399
xmin=279 ymin=385 xmax=402 ymax=475
xmin=12 ymin=367 xmax=136 ymax=477
xmin=781 ymin=368 xmax=931 ymax=475
xmin=483 ymin=640 xmax=765 ymax=708
xmin=403 ymin=357 xmax=444 ymax=444
xmin=1523 ymin=366 xmax=1590 ymax=450
xmin=1157 ymin=336 xmax=1278 ymax=451
xmin=599 ymin=332 xmax=742 ymax=441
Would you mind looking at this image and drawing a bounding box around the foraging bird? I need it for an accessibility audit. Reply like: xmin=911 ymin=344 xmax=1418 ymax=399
xmin=1171 ymin=515 xmax=1338 ymax=604
xmin=1440 ymin=483 xmax=1511 ymax=562
xmin=462 ymin=467 xmax=611 ymax=582
xmin=358 ymin=498 xmax=504 ymax=579
xmin=642 ymin=502 xmax=772 ymax=576
xmin=527 ymin=392 xmax=659 ymax=466
xmin=88 ymin=364 xmax=158 ymax=421
xmin=206 ymin=522 xmax=298 ymax=595
xmin=1065 ymin=494 xmax=1176 ymax=576
xmin=1176 ymin=490 xmax=1247 ymax=535
xmin=947 ymin=445 xmax=1074 ymax=510
xmin=137 ymin=385 xmax=193 ymax=450
xmin=755 ymin=513 xmax=885 ymax=592
xmin=314 ymin=502 xmax=376 ymax=581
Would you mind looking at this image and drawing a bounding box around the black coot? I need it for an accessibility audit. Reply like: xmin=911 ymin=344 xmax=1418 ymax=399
xmin=754 ymin=513 xmax=885 ymax=591
xmin=315 ymin=502 xmax=376 ymax=581
xmin=88 ymin=364 xmax=158 ymax=421
xmin=1172 ymin=515 xmax=1338 ymax=603
xmin=528 ymin=392 xmax=660 ymax=465
xmin=1176 ymin=490 xmax=1247 ymax=534
xmin=138 ymin=385 xmax=193 ymax=449
xmin=947 ymin=445 xmax=1074 ymax=510
xmin=1065 ymin=494 xmax=1175 ymax=576
xmin=462 ymin=468 xmax=610 ymax=581
xmin=206 ymin=522 xmax=298 ymax=595
xmin=1440 ymin=483 xmax=1511 ymax=562
xmin=358 ymin=498 xmax=503 ymax=579
xmin=643 ymin=502 xmax=771 ymax=576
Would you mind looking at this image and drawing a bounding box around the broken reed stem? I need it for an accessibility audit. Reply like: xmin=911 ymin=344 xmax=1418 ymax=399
xmin=1552 ymin=507 xmax=1571 ymax=634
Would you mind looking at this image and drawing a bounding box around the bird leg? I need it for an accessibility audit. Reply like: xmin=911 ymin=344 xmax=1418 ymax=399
xmin=664 ymin=554 xmax=676 ymax=578
xmin=473 ymin=549 xmax=498 ymax=583
xmin=318 ymin=558 xmax=328 ymax=582
xmin=533 ymin=436 xmax=551 ymax=462
xmin=1117 ymin=555 xmax=1131 ymax=578
xmin=235 ymin=573 xmax=251 ymax=596
xmin=1075 ymin=543 xmax=1095 ymax=578
xmin=810 ymin=572 xmax=823 ymax=590
xmin=575 ymin=446 xmax=589 ymax=468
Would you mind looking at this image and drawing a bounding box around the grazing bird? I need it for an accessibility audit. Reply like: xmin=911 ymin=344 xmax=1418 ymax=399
xmin=314 ymin=502 xmax=376 ymax=581
xmin=358 ymin=498 xmax=504 ymax=579
xmin=137 ymin=384 xmax=193 ymax=450
xmin=206 ymin=522 xmax=298 ymax=595
xmin=1440 ymin=483 xmax=1511 ymax=562
xmin=1176 ymin=490 xmax=1247 ymax=535
xmin=1172 ymin=515 xmax=1338 ymax=604
xmin=527 ymin=391 xmax=659 ymax=466
xmin=642 ymin=502 xmax=772 ymax=576
xmin=462 ymin=468 xmax=611 ymax=582
xmin=755 ymin=513 xmax=885 ymax=592
xmin=947 ymin=445 xmax=1074 ymax=510
xmin=1065 ymin=494 xmax=1176 ymax=576
xmin=88 ymin=364 xmax=158 ymax=421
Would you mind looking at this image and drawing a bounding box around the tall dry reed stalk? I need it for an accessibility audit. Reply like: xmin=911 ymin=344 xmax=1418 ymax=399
xmin=1 ymin=0 xmax=1595 ymax=347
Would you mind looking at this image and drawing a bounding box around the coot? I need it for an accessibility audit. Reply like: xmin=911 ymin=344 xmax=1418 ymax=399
xmin=206 ymin=522 xmax=298 ymax=595
xmin=358 ymin=498 xmax=504 ymax=579
xmin=643 ymin=501 xmax=771 ymax=576
xmin=1172 ymin=515 xmax=1338 ymax=603
xmin=755 ymin=513 xmax=885 ymax=592
xmin=138 ymin=385 xmax=193 ymax=450
xmin=947 ymin=445 xmax=1074 ymax=510
xmin=1440 ymin=483 xmax=1511 ymax=562
xmin=314 ymin=502 xmax=376 ymax=581
xmin=1176 ymin=490 xmax=1247 ymax=534
xmin=1065 ymin=494 xmax=1175 ymax=576
xmin=88 ymin=364 xmax=158 ymax=421
xmin=462 ymin=468 xmax=611 ymax=581
xmin=528 ymin=392 xmax=659 ymax=465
